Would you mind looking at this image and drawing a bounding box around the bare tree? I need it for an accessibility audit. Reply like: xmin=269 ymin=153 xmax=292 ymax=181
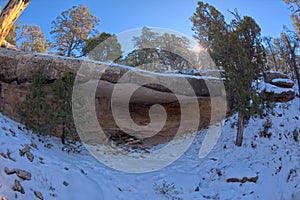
xmin=50 ymin=4 xmax=99 ymax=57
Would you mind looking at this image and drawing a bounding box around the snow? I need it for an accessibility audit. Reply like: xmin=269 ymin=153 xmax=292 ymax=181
xmin=265 ymin=70 xmax=290 ymax=77
xmin=111 ymin=64 xmax=222 ymax=81
xmin=37 ymin=52 xmax=223 ymax=82
xmin=265 ymin=83 xmax=295 ymax=94
xmin=162 ymin=69 xmax=225 ymax=80
xmin=0 ymin=98 xmax=300 ymax=199
xmin=272 ymin=78 xmax=294 ymax=84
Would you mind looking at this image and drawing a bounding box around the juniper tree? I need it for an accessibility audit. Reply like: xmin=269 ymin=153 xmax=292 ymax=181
xmin=191 ymin=2 xmax=265 ymax=146
xmin=283 ymin=0 xmax=300 ymax=95
xmin=18 ymin=68 xmax=54 ymax=135
xmin=52 ymin=73 xmax=77 ymax=143
xmin=126 ymin=27 xmax=161 ymax=70
xmin=279 ymin=30 xmax=300 ymax=96
xmin=82 ymin=32 xmax=122 ymax=62
xmin=5 ymin=22 xmax=20 ymax=45
xmin=124 ymin=27 xmax=193 ymax=71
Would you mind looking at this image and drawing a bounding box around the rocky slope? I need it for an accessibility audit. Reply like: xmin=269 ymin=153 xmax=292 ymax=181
xmin=0 ymin=92 xmax=299 ymax=199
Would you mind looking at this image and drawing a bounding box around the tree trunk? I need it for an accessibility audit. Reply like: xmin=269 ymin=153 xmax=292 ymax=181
xmin=266 ymin=37 xmax=279 ymax=71
xmin=291 ymin=54 xmax=300 ymax=97
xmin=67 ymin=48 xmax=71 ymax=57
xmin=236 ymin=111 xmax=244 ymax=146
xmin=1 ymin=39 xmax=18 ymax=50
xmin=282 ymin=33 xmax=300 ymax=97
xmin=0 ymin=0 xmax=30 ymax=46
xmin=289 ymin=39 xmax=300 ymax=97
xmin=61 ymin=121 xmax=66 ymax=144
xmin=288 ymin=44 xmax=300 ymax=97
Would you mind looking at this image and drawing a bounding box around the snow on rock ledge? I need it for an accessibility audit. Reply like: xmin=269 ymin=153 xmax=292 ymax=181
xmin=261 ymin=83 xmax=295 ymax=102
xmin=271 ymin=78 xmax=294 ymax=88
xmin=265 ymin=71 xmax=290 ymax=83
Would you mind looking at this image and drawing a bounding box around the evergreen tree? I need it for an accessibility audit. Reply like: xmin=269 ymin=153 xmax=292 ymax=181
xmin=18 ymin=70 xmax=78 ymax=142
xmin=17 ymin=68 xmax=54 ymax=135
xmin=158 ymin=33 xmax=192 ymax=70
xmin=128 ymin=27 xmax=161 ymax=70
xmin=283 ymin=0 xmax=300 ymax=95
xmin=228 ymin=14 xmax=265 ymax=146
xmin=52 ymin=73 xmax=77 ymax=143
xmin=279 ymin=30 xmax=300 ymax=96
xmin=191 ymin=2 xmax=265 ymax=146
xmin=5 ymin=22 xmax=20 ymax=45
xmin=50 ymin=4 xmax=100 ymax=57
xmin=190 ymin=1 xmax=227 ymax=64
xmin=123 ymin=27 xmax=194 ymax=71
xmin=82 ymin=32 xmax=122 ymax=62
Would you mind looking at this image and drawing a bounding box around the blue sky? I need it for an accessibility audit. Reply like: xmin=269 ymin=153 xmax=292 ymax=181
xmin=1 ymin=0 xmax=295 ymax=41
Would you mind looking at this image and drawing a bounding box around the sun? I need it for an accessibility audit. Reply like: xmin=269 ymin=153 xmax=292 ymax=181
xmin=192 ymin=43 xmax=204 ymax=53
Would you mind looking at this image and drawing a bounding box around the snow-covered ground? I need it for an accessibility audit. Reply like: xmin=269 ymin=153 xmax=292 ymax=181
xmin=0 ymin=97 xmax=300 ymax=199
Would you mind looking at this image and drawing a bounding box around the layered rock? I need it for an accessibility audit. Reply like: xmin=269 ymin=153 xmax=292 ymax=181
xmin=264 ymin=71 xmax=290 ymax=83
xmin=0 ymin=48 xmax=228 ymax=146
xmin=271 ymin=78 xmax=294 ymax=88
xmin=261 ymin=83 xmax=295 ymax=102
xmin=261 ymin=71 xmax=295 ymax=102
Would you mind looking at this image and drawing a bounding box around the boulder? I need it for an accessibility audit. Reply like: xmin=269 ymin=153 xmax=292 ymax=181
xmin=34 ymin=191 xmax=44 ymax=200
xmin=16 ymin=169 xmax=31 ymax=180
xmin=63 ymin=181 xmax=69 ymax=186
xmin=19 ymin=145 xmax=30 ymax=156
xmin=261 ymin=83 xmax=295 ymax=102
xmin=271 ymin=78 xmax=294 ymax=88
xmin=4 ymin=167 xmax=31 ymax=180
xmin=12 ymin=180 xmax=25 ymax=194
xmin=4 ymin=166 xmax=16 ymax=175
xmin=26 ymin=151 xmax=34 ymax=162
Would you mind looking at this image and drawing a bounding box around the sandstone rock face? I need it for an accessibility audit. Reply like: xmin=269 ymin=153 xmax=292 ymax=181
xmin=0 ymin=48 xmax=228 ymax=146
xmin=0 ymin=49 xmax=79 ymax=84
xmin=261 ymin=83 xmax=295 ymax=102
xmin=261 ymin=71 xmax=295 ymax=102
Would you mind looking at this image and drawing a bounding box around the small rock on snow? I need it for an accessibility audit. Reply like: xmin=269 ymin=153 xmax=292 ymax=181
xmin=12 ymin=180 xmax=25 ymax=194
xmin=34 ymin=191 xmax=44 ymax=200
